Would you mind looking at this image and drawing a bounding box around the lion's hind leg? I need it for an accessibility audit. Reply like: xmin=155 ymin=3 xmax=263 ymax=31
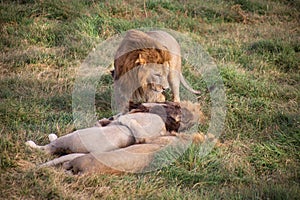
xmin=25 ymin=133 xmax=57 ymax=153
xmin=48 ymin=133 xmax=57 ymax=142
xmin=40 ymin=153 xmax=86 ymax=168
xmin=25 ymin=140 xmax=49 ymax=152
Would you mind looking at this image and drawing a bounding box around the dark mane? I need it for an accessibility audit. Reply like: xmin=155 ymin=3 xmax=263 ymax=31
xmin=99 ymin=101 xmax=203 ymax=133
xmin=129 ymin=102 xmax=181 ymax=132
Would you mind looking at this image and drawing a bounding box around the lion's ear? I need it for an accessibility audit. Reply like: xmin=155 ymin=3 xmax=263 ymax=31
xmin=135 ymin=54 xmax=147 ymax=65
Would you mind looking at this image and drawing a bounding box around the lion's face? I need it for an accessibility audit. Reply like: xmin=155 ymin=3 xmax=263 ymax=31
xmin=178 ymin=101 xmax=204 ymax=132
xmin=138 ymin=63 xmax=170 ymax=93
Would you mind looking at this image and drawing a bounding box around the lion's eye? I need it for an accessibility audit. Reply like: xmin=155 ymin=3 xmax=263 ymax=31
xmin=154 ymin=74 xmax=161 ymax=77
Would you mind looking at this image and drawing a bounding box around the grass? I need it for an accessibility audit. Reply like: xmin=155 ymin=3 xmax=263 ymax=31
xmin=0 ymin=0 xmax=299 ymax=199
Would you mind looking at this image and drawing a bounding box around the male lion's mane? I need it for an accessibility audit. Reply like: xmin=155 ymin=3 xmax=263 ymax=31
xmin=114 ymin=49 xmax=171 ymax=80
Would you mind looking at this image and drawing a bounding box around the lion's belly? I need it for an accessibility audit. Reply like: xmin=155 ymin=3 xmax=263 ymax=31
xmin=76 ymin=126 xmax=135 ymax=153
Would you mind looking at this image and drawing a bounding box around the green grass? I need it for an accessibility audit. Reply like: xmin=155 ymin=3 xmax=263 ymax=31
xmin=1 ymin=0 xmax=299 ymax=199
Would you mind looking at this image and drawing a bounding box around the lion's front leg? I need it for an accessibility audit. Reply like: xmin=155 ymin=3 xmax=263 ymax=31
xmin=168 ymin=69 xmax=181 ymax=102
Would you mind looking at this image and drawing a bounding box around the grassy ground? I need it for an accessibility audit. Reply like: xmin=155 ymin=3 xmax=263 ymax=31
xmin=0 ymin=0 xmax=299 ymax=199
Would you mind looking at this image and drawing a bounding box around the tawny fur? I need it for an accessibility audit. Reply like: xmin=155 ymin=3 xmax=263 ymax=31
xmin=26 ymin=101 xmax=204 ymax=174
xmin=114 ymin=29 xmax=201 ymax=105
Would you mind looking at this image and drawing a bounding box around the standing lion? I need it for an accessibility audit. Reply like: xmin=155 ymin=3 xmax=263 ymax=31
xmin=113 ymin=29 xmax=200 ymax=112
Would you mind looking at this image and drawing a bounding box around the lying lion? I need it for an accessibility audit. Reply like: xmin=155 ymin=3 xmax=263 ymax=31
xmin=26 ymin=101 xmax=204 ymax=174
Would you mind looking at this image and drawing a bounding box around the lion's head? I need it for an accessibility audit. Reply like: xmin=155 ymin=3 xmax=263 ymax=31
xmin=137 ymin=62 xmax=170 ymax=94
xmin=114 ymin=61 xmax=170 ymax=110
xmin=178 ymin=101 xmax=205 ymax=132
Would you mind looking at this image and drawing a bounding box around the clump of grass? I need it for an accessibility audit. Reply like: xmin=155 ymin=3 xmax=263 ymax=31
xmin=248 ymin=40 xmax=284 ymax=54
xmin=231 ymin=0 xmax=268 ymax=14
xmin=248 ymin=40 xmax=300 ymax=72
xmin=146 ymin=1 xmax=243 ymax=23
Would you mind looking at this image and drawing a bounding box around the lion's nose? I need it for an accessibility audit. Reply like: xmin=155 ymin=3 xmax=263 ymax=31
xmin=162 ymin=86 xmax=168 ymax=91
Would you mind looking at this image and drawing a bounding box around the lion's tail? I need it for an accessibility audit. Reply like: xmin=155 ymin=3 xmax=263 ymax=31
xmin=180 ymin=73 xmax=201 ymax=94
